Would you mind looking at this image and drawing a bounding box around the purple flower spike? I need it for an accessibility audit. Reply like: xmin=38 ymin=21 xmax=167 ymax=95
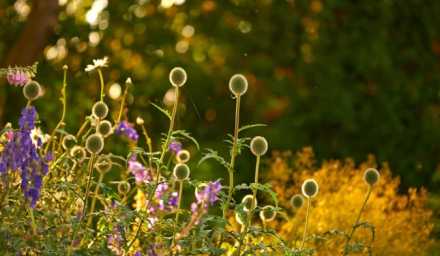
xmin=115 ymin=121 xmax=139 ymax=141
xmin=6 ymin=70 xmax=29 ymax=87
xmin=169 ymin=140 xmax=182 ymax=154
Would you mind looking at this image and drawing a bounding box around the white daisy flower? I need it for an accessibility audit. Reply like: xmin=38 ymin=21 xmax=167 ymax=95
xmin=30 ymin=127 xmax=50 ymax=147
xmin=85 ymin=57 xmax=109 ymax=72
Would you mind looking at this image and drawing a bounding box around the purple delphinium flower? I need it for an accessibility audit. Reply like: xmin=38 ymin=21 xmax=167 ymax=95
xmin=128 ymin=155 xmax=151 ymax=184
xmin=6 ymin=70 xmax=29 ymax=87
xmin=191 ymin=180 xmax=222 ymax=214
xmin=134 ymin=251 xmax=142 ymax=256
xmin=115 ymin=121 xmax=139 ymax=141
xmin=168 ymin=140 xmax=182 ymax=154
xmin=0 ymin=106 xmax=51 ymax=208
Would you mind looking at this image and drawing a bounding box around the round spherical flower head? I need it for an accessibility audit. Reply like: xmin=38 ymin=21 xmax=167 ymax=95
xmin=117 ymin=182 xmax=131 ymax=195
xmin=169 ymin=67 xmax=187 ymax=87
xmin=70 ymin=145 xmax=86 ymax=161
xmin=235 ymin=212 xmax=246 ymax=226
xmin=229 ymin=74 xmax=248 ymax=96
xmin=97 ymin=120 xmax=113 ymax=137
xmin=250 ymin=136 xmax=268 ymax=156
xmin=23 ymin=81 xmax=41 ymax=101
xmin=241 ymin=194 xmax=257 ymax=212
xmin=260 ymin=205 xmax=277 ymax=222
xmin=302 ymin=178 xmax=319 ymax=198
xmin=173 ymin=163 xmax=190 ymax=181
xmin=92 ymin=101 xmax=109 ymax=119
xmin=176 ymin=149 xmax=191 ymax=163
xmin=95 ymin=155 xmax=112 ymax=174
xmin=363 ymin=168 xmax=380 ymax=186
xmin=85 ymin=133 xmax=104 ymax=154
xmin=290 ymin=194 xmax=304 ymax=209
xmin=62 ymin=134 xmax=77 ymax=150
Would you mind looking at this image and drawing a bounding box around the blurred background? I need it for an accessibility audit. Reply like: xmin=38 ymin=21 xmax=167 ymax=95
xmin=1 ymin=0 xmax=440 ymax=197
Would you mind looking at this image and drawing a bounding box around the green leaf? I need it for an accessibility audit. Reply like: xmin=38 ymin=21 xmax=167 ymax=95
xmin=238 ymin=123 xmax=267 ymax=133
xmin=150 ymin=102 xmax=171 ymax=120
xmin=172 ymin=129 xmax=200 ymax=149
xmin=198 ymin=149 xmax=229 ymax=169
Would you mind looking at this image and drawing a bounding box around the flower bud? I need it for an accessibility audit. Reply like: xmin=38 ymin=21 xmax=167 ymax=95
xmin=169 ymin=67 xmax=187 ymax=87
xmin=85 ymin=133 xmax=104 ymax=154
xmin=136 ymin=117 xmax=144 ymax=125
xmin=173 ymin=163 xmax=190 ymax=181
xmin=176 ymin=149 xmax=190 ymax=163
xmin=241 ymin=194 xmax=257 ymax=212
xmin=95 ymin=155 xmax=113 ymax=174
xmin=62 ymin=134 xmax=77 ymax=150
xmin=229 ymin=74 xmax=248 ymax=96
xmin=97 ymin=120 xmax=113 ymax=137
xmin=290 ymin=194 xmax=304 ymax=209
xmin=301 ymin=178 xmax=319 ymax=198
xmin=259 ymin=205 xmax=276 ymax=222
xmin=23 ymin=81 xmax=41 ymax=101
xmin=92 ymin=101 xmax=109 ymax=119
xmin=250 ymin=136 xmax=268 ymax=156
xmin=363 ymin=168 xmax=380 ymax=186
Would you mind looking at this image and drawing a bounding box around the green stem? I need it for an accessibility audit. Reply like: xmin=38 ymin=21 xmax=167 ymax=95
xmin=175 ymin=180 xmax=184 ymax=223
xmin=159 ymin=87 xmax=180 ymax=163
xmin=223 ymin=95 xmax=241 ymax=218
xmin=28 ymin=206 xmax=37 ymax=235
xmin=97 ymin=68 xmax=105 ymax=101
xmin=83 ymin=154 xmax=96 ymax=219
xmin=301 ymin=198 xmax=312 ymax=249
xmin=76 ymin=119 xmax=90 ymax=139
xmin=45 ymin=66 xmax=68 ymax=154
xmin=116 ymin=79 xmax=130 ymax=124
xmin=343 ymin=186 xmax=372 ymax=255
xmin=141 ymin=124 xmax=153 ymax=169
xmin=237 ymin=155 xmax=260 ymax=255
xmin=86 ymin=172 xmax=104 ymax=227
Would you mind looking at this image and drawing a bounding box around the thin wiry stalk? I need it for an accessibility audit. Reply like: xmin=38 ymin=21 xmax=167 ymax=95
xmin=301 ymin=198 xmax=312 ymax=249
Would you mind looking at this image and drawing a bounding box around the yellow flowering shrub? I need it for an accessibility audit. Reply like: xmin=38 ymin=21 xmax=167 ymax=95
xmin=265 ymin=148 xmax=433 ymax=255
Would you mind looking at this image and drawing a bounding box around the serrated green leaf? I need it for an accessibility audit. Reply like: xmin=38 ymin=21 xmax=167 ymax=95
xmin=150 ymin=102 xmax=171 ymax=120
xmin=238 ymin=123 xmax=267 ymax=133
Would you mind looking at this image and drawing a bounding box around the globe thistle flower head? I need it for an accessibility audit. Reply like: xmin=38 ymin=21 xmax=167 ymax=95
xmin=117 ymin=182 xmax=131 ymax=195
xmin=7 ymin=70 xmax=29 ymax=87
xmin=85 ymin=133 xmax=104 ymax=154
xmin=290 ymin=194 xmax=305 ymax=209
xmin=176 ymin=149 xmax=190 ymax=163
xmin=260 ymin=205 xmax=277 ymax=222
xmin=242 ymin=194 xmax=257 ymax=212
xmin=235 ymin=212 xmax=246 ymax=226
xmin=70 ymin=146 xmax=87 ymax=162
xmin=23 ymin=81 xmax=41 ymax=101
xmin=169 ymin=67 xmax=187 ymax=87
xmin=302 ymin=178 xmax=319 ymax=198
xmin=97 ymin=120 xmax=113 ymax=137
xmin=62 ymin=134 xmax=77 ymax=150
xmin=95 ymin=155 xmax=113 ymax=174
xmin=229 ymin=74 xmax=248 ymax=96
xmin=250 ymin=136 xmax=268 ymax=156
xmin=173 ymin=163 xmax=190 ymax=181
xmin=136 ymin=117 xmax=144 ymax=125
xmin=363 ymin=168 xmax=380 ymax=186
xmin=92 ymin=101 xmax=109 ymax=119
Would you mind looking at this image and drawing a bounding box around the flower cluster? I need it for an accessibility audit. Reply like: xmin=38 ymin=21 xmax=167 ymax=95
xmin=0 ymin=106 xmax=52 ymax=208
xmin=115 ymin=120 xmax=139 ymax=141
xmin=191 ymin=180 xmax=222 ymax=213
xmin=128 ymin=155 xmax=151 ymax=184
xmin=6 ymin=70 xmax=29 ymax=86
xmin=168 ymin=140 xmax=182 ymax=154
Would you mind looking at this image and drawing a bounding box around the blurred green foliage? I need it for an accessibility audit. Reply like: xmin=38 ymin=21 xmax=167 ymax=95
xmin=1 ymin=0 xmax=440 ymax=191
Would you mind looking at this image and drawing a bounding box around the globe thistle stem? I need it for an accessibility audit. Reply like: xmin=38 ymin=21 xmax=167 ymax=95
xmin=301 ymin=197 xmax=312 ymax=249
xmin=83 ymin=154 xmax=96 ymax=219
xmin=116 ymin=79 xmax=131 ymax=124
xmin=175 ymin=180 xmax=184 ymax=223
xmin=140 ymin=124 xmax=153 ymax=169
xmin=45 ymin=65 xmax=68 ymax=154
xmin=76 ymin=119 xmax=90 ymax=139
xmin=223 ymin=95 xmax=241 ymax=218
xmin=343 ymin=186 xmax=372 ymax=255
xmin=159 ymin=86 xmax=180 ymax=163
xmin=28 ymin=206 xmax=37 ymax=235
xmin=97 ymin=68 xmax=105 ymax=101
xmin=87 ymin=171 xmax=105 ymax=227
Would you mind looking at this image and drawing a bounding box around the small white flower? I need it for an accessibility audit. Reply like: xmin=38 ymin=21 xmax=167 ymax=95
xmin=85 ymin=57 xmax=109 ymax=72
xmin=30 ymin=127 xmax=50 ymax=147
